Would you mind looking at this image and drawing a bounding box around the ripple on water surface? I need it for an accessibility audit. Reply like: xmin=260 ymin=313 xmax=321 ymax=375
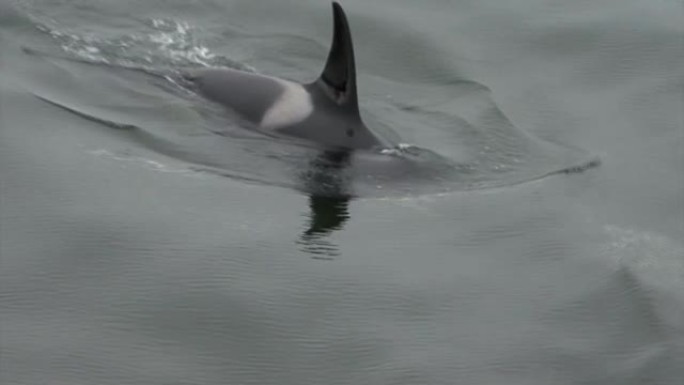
xmin=20 ymin=8 xmax=599 ymax=198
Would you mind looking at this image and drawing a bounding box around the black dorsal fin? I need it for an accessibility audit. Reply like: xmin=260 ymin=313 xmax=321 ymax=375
xmin=317 ymin=2 xmax=359 ymax=114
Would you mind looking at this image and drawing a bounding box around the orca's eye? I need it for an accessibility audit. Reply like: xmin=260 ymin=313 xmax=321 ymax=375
xmin=346 ymin=128 xmax=354 ymax=137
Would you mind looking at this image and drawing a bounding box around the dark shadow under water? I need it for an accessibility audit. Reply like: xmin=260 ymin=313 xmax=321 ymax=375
xmin=298 ymin=150 xmax=353 ymax=259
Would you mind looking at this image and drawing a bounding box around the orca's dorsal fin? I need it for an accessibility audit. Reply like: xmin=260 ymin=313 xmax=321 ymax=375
xmin=317 ymin=2 xmax=359 ymax=115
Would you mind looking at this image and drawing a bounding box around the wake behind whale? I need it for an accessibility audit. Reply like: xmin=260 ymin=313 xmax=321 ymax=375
xmin=18 ymin=1 xmax=599 ymax=198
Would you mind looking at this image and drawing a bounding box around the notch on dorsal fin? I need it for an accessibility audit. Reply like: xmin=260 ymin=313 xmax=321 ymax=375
xmin=317 ymin=2 xmax=359 ymax=114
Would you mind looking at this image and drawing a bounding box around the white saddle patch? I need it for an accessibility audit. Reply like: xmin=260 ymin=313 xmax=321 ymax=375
xmin=259 ymin=79 xmax=313 ymax=130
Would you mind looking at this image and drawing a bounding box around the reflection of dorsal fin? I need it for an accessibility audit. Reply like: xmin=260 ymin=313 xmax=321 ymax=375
xmin=317 ymin=2 xmax=359 ymax=115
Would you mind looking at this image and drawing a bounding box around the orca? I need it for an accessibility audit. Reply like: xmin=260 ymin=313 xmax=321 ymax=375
xmin=185 ymin=2 xmax=388 ymax=150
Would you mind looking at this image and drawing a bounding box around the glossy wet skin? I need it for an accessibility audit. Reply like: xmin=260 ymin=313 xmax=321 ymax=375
xmin=187 ymin=67 xmax=386 ymax=150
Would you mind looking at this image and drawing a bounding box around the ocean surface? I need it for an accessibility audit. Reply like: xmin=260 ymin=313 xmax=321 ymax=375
xmin=1 ymin=0 xmax=682 ymax=384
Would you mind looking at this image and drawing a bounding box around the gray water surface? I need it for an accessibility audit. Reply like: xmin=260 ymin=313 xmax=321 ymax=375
xmin=1 ymin=1 xmax=683 ymax=384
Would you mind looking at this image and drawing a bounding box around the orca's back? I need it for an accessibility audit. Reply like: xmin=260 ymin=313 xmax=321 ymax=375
xmin=188 ymin=68 xmax=284 ymax=123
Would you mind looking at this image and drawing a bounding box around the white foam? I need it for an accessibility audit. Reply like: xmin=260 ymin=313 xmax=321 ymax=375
xmin=259 ymin=80 xmax=313 ymax=130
